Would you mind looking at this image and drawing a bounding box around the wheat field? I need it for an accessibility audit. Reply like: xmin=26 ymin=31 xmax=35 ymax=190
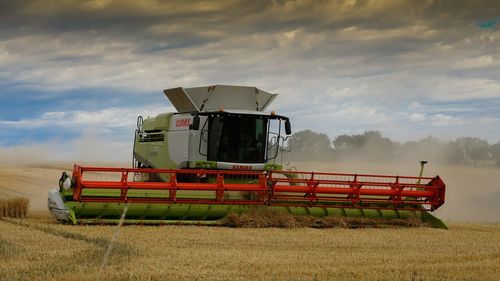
xmin=1 ymin=163 xmax=499 ymax=280
xmin=1 ymin=214 xmax=499 ymax=281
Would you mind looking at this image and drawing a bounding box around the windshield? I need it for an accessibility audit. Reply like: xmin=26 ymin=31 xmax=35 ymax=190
xmin=207 ymin=115 xmax=267 ymax=163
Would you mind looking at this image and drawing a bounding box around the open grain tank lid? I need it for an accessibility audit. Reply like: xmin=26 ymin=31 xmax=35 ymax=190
xmin=163 ymin=85 xmax=278 ymax=113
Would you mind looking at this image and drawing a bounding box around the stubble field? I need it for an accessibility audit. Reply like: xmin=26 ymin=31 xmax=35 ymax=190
xmin=1 ymin=162 xmax=499 ymax=280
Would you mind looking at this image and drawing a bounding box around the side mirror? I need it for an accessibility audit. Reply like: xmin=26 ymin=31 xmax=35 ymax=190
xmin=285 ymin=120 xmax=292 ymax=135
xmin=136 ymin=116 xmax=143 ymax=132
xmin=190 ymin=115 xmax=200 ymax=130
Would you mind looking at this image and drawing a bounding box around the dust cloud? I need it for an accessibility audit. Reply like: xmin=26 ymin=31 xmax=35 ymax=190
xmin=293 ymin=161 xmax=500 ymax=224
xmin=0 ymin=133 xmax=130 ymax=167
xmin=310 ymin=136 xmax=498 ymax=223
xmin=0 ymin=134 xmax=498 ymax=223
xmin=330 ymin=136 xmax=464 ymax=166
xmin=0 ymin=133 xmax=132 ymax=210
xmin=0 ymin=143 xmax=55 ymax=167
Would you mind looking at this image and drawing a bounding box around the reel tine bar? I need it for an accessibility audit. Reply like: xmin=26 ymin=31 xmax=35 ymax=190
xmin=71 ymin=165 xmax=445 ymax=211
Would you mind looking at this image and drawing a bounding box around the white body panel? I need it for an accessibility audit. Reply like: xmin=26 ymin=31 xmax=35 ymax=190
xmin=168 ymin=114 xmax=189 ymax=165
xmin=48 ymin=189 xmax=70 ymax=222
xmin=216 ymin=162 xmax=266 ymax=170
xmin=164 ymin=85 xmax=277 ymax=113
xmin=167 ymin=114 xmax=208 ymax=166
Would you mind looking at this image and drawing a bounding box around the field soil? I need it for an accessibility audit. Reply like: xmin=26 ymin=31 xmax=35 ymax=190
xmin=0 ymin=162 xmax=499 ymax=280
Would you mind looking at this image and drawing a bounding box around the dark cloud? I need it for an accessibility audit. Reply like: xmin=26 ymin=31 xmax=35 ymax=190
xmin=0 ymin=0 xmax=499 ymax=145
xmin=1 ymin=1 xmax=498 ymax=38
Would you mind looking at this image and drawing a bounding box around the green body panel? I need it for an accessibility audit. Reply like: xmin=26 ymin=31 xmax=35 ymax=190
xmin=134 ymin=135 xmax=178 ymax=169
xmin=134 ymin=113 xmax=178 ymax=172
xmin=264 ymin=163 xmax=283 ymax=171
xmin=142 ymin=113 xmax=172 ymax=131
xmin=422 ymin=211 xmax=448 ymax=229
xmin=60 ymin=187 xmax=445 ymax=228
xmin=189 ymin=161 xmax=218 ymax=169
xmin=153 ymin=113 xmax=172 ymax=130
xmin=64 ymin=201 xmax=423 ymax=221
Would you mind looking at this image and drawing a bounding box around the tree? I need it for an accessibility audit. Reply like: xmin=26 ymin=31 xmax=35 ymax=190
xmin=332 ymin=131 xmax=397 ymax=162
xmin=490 ymin=141 xmax=500 ymax=165
xmin=291 ymin=130 xmax=333 ymax=161
xmin=450 ymin=137 xmax=491 ymax=164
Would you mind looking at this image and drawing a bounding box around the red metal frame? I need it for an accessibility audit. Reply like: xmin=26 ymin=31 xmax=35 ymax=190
xmin=70 ymin=165 xmax=445 ymax=211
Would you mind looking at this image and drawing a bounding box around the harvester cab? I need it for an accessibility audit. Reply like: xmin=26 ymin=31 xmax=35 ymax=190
xmin=48 ymin=85 xmax=447 ymax=228
xmin=133 ymin=85 xmax=292 ymax=173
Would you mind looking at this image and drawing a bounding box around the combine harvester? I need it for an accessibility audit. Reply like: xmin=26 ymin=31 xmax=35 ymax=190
xmin=48 ymin=85 xmax=446 ymax=228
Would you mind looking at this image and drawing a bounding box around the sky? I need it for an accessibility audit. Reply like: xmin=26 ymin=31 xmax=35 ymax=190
xmin=1 ymin=0 xmax=500 ymax=162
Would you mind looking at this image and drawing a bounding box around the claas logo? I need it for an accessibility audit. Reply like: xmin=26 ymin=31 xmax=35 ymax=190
xmin=175 ymin=118 xmax=191 ymax=127
xmin=232 ymin=165 xmax=252 ymax=170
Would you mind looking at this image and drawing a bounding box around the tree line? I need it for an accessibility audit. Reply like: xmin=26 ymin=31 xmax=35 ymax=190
xmin=289 ymin=130 xmax=500 ymax=166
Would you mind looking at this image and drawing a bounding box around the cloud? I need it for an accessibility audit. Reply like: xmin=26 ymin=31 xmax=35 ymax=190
xmin=1 ymin=3 xmax=498 ymax=94
xmin=455 ymin=55 xmax=498 ymax=69
xmin=410 ymin=113 xmax=426 ymax=122
xmin=409 ymin=113 xmax=464 ymax=126
xmin=429 ymin=114 xmax=463 ymax=126
xmin=0 ymin=105 xmax=173 ymax=129
xmin=0 ymin=0 xmax=500 ymax=146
